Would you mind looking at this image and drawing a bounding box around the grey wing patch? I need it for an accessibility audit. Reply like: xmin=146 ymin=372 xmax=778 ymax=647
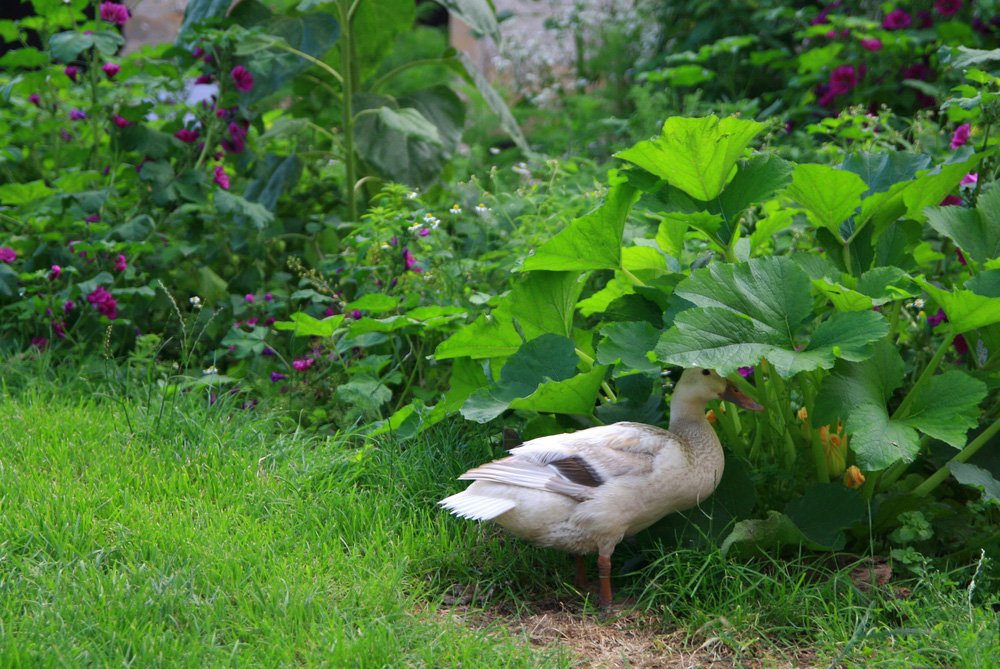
xmin=549 ymin=456 xmax=604 ymax=487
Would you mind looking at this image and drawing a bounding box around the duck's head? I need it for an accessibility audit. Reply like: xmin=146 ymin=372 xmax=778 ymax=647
xmin=674 ymin=367 xmax=764 ymax=411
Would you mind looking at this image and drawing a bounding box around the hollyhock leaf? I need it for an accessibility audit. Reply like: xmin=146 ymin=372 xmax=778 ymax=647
xmin=221 ymin=325 xmax=269 ymax=358
xmin=659 ymin=211 xmax=725 ymax=251
xmin=897 ymin=371 xmax=987 ymax=448
xmin=214 ymin=190 xmax=274 ymax=230
xmin=0 ymin=264 xmax=17 ymax=297
xmin=597 ymin=321 xmax=661 ymax=375
xmin=431 ymin=0 xmax=500 ymax=44
xmin=442 ymin=356 xmax=489 ymax=411
xmin=178 ymin=0 xmax=237 ymax=39
xmin=913 ymin=278 xmax=1000 ymax=332
xmin=926 ymin=182 xmax=1000 ymax=263
xmin=272 ymin=312 xmax=344 ymax=337
xmin=336 ymin=373 xmax=393 ymax=410
xmin=616 ymin=115 xmax=767 ymax=201
xmin=521 ymin=182 xmax=638 ymax=271
xmin=120 ymin=125 xmax=174 ymax=159
xmin=377 ymin=107 xmax=442 ymax=146
xmin=92 ymin=30 xmax=125 ymax=56
xmin=243 ymin=153 xmax=304 ymax=211
xmin=948 ymin=462 xmax=1000 ymax=504
xmin=461 ymin=333 xmax=580 ymax=422
xmin=509 ymin=364 xmax=608 ymax=416
xmin=433 ymin=312 xmax=523 ymax=360
xmin=0 ymin=180 xmax=53 ymax=205
xmin=903 ymin=154 xmax=985 ymax=223
xmin=345 ymin=293 xmax=401 ymax=313
xmin=49 ymin=31 xmax=95 ymax=63
xmin=0 ymin=48 xmax=48 ymax=68
xmin=965 ymin=270 xmax=1000 ymax=298
xmin=721 ymin=511 xmax=833 ymax=557
xmin=783 ymin=164 xmax=868 ymax=242
xmin=842 ymin=150 xmax=933 ymax=196
xmin=712 ymin=154 xmax=794 ymax=226
xmin=784 ymin=484 xmax=866 ymax=549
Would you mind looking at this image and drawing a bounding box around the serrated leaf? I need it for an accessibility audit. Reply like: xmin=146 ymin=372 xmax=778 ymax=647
xmin=432 ymin=0 xmax=500 ymax=43
xmin=926 ymin=183 xmax=1000 ymax=263
xmin=915 ymin=278 xmax=1000 ymax=332
xmin=377 ymin=107 xmax=442 ymax=145
xmin=597 ymin=321 xmax=661 ymax=375
xmin=896 ymin=371 xmax=986 ymax=448
xmin=521 ymin=183 xmax=638 ymax=272
xmin=615 ymin=115 xmax=766 ymax=201
xmin=272 ymin=312 xmax=344 ymax=337
xmin=221 ymin=325 xmax=269 ymax=358
xmin=243 ymin=153 xmax=304 ymax=212
xmin=784 ymin=483 xmax=866 ymax=549
xmin=214 ymin=190 xmax=274 ymax=230
xmin=783 ymin=164 xmax=868 ymax=242
xmin=346 ymin=293 xmax=402 ymax=313
xmin=841 ymin=150 xmax=932 ymax=196
xmin=0 ymin=180 xmax=53 ymax=205
xmin=509 ymin=364 xmax=607 ymax=416
xmin=336 ymin=373 xmax=393 ymax=410
xmin=461 ymin=334 xmax=580 ymax=422
xmin=659 ymin=211 xmax=724 ymax=250
xmin=713 ymin=154 xmax=794 ymax=225
xmin=721 ymin=511 xmax=832 ymax=558
xmin=948 ymin=461 xmax=1000 ymax=504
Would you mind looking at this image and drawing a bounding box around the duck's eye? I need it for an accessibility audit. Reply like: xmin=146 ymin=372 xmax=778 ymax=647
xmin=701 ymin=369 xmax=711 ymax=376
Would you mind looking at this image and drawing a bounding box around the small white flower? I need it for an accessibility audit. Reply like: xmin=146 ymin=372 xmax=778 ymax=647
xmin=913 ymin=298 xmax=925 ymax=308
xmin=474 ymin=203 xmax=489 ymax=214
xmin=450 ymin=204 xmax=462 ymax=214
xmin=489 ymin=147 xmax=501 ymax=155
xmin=172 ymin=362 xmax=180 ymax=370
xmin=189 ymin=296 xmax=203 ymax=309
xmin=407 ymin=191 xmax=418 ymax=199
xmin=381 ymin=243 xmax=391 ymax=249
xmin=203 ymin=365 xmax=218 ymax=375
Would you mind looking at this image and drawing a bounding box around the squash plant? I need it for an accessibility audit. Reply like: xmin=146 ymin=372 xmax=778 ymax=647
xmin=419 ymin=114 xmax=1000 ymax=552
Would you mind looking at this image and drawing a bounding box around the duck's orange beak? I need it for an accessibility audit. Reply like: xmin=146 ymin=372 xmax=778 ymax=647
xmin=720 ymin=380 xmax=764 ymax=411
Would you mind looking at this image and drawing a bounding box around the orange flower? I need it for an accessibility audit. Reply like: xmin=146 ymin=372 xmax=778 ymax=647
xmin=820 ymin=421 xmax=847 ymax=477
xmin=843 ymin=465 xmax=865 ymax=488
xmin=706 ymin=409 xmax=717 ymax=424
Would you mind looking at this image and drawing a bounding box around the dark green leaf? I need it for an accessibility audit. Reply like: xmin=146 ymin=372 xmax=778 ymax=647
xmin=948 ymin=461 xmax=1000 ymax=504
xmin=221 ymin=325 xmax=269 ymax=358
xmin=784 ymin=483 xmax=866 ymax=549
xmin=244 ymin=154 xmax=304 ymax=212
xmin=925 ymin=183 xmax=1000 ymax=263
xmin=597 ymin=321 xmax=661 ymax=375
xmin=432 ymin=0 xmax=500 ymax=43
xmin=721 ymin=511 xmax=832 ymax=557
xmin=783 ymin=163 xmax=868 ymax=242
xmin=896 ymin=371 xmax=986 ymax=448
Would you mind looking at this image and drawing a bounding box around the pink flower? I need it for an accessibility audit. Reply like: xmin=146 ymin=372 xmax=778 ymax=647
xmin=231 ymin=66 xmax=254 ymax=92
xmin=114 ymin=253 xmax=127 ymax=271
xmin=192 ymin=46 xmax=205 ymax=59
xmin=86 ymin=286 xmax=118 ymax=320
xmin=292 ymin=358 xmax=315 ymax=372
xmin=195 ymin=74 xmax=213 ymax=85
xmin=31 ymin=337 xmax=48 ymax=350
xmin=941 ymin=195 xmax=963 ymax=206
xmin=65 ymin=65 xmax=78 ymax=82
xmin=85 ymin=214 xmax=100 ymax=223
xmin=175 ymin=128 xmax=199 ymax=143
xmin=29 ymin=93 xmax=41 ymax=107
xmin=323 ymin=307 xmax=336 ymax=317
xmin=935 ymin=0 xmax=962 ymax=16
xmin=221 ymin=122 xmax=247 ymax=153
xmin=49 ymin=265 xmax=61 ymax=279
xmin=951 ymin=123 xmax=971 ymax=149
xmin=69 ymin=109 xmax=86 ymax=121
xmin=738 ymin=366 xmax=754 ymax=378
xmin=417 ymin=228 xmax=430 ymax=237
xmin=351 ymin=309 xmax=363 ymax=320
xmin=100 ymin=2 xmax=130 ymax=25
xmin=265 ymin=292 xmax=273 ymax=301
xmin=245 ymin=293 xmax=254 ymax=303
xmin=883 ymin=9 xmax=912 ymax=29
xmin=954 ymin=334 xmax=969 ymax=355
xmin=265 ymin=316 xmax=275 ymax=326
xmin=102 ymin=62 xmax=120 ymax=79
xmin=860 ymin=38 xmax=883 ymax=51
xmin=271 ymin=371 xmax=287 ymax=382
xmin=927 ymin=309 xmax=947 ymax=327
xmin=961 ymin=173 xmax=978 ymax=185
xmin=247 ymin=317 xmax=258 ymax=326
xmin=403 ymin=248 xmax=422 ymax=273
xmin=112 ymin=114 xmax=132 ymax=128
xmin=0 ymin=247 xmax=15 ymax=263
xmin=63 ymin=299 xmax=75 ymax=312
xmin=53 ymin=320 xmax=66 ymax=339
xmin=829 ymin=65 xmax=857 ymax=94
xmin=214 ymin=164 xmax=230 ymax=190
xmin=958 ymin=249 xmax=967 ymax=266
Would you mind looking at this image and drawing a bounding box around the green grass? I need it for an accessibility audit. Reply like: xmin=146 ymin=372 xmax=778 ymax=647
xmin=1 ymin=368 xmax=998 ymax=668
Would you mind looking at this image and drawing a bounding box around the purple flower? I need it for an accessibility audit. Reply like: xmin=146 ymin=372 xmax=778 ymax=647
xmin=31 ymin=337 xmax=48 ymax=350
xmin=221 ymin=122 xmax=247 ymax=153
xmin=292 ymin=358 xmax=315 ymax=372
xmin=951 ymin=124 xmax=971 ymax=149
xmin=351 ymin=309 xmax=363 ymax=320
xmin=941 ymin=195 xmax=963 ymax=206
xmin=61 ymin=128 xmax=72 ymax=142
xmin=100 ymin=2 xmax=130 ymax=25
xmin=114 ymin=253 xmax=127 ymax=271
xmin=65 ymin=66 xmax=79 ymax=83
xmin=883 ymin=9 xmax=912 ymax=29
xmin=958 ymin=249 xmax=967 ymax=266
xmin=403 ymin=248 xmax=422 ymax=272
xmin=63 ymin=299 xmax=75 ymax=312
xmin=262 ymin=347 xmax=276 ymax=356
xmin=231 ymin=66 xmax=254 ymax=92
xmin=192 ymin=46 xmax=205 ymax=59
xmin=29 ymin=93 xmax=41 ymax=107
xmin=112 ymin=114 xmax=132 ymax=128
xmin=49 ymin=265 xmax=61 ymax=279
xmin=102 ymin=62 xmax=120 ymax=79
xmin=245 ymin=293 xmax=254 ymax=304
xmin=86 ymin=286 xmax=118 ymax=320
xmin=917 ymin=10 xmax=933 ymax=28
xmin=265 ymin=316 xmax=275 ymax=326
xmin=417 ymin=228 xmax=430 ymax=237
xmin=0 ymin=247 xmax=15 ymax=263
xmin=246 ymin=317 xmax=258 ymax=326
xmin=829 ymin=65 xmax=857 ymax=94
xmin=195 ymin=74 xmax=213 ymax=85
xmin=53 ymin=321 xmax=66 ymax=339
xmin=927 ymin=309 xmax=947 ymax=327
xmin=860 ymin=38 xmax=883 ymax=51
xmin=903 ymin=63 xmax=932 ymax=81
xmin=265 ymin=292 xmax=273 ymax=301
xmin=69 ymin=109 xmax=87 ymax=121
xmin=214 ymin=165 xmax=230 ymax=190
xmin=271 ymin=371 xmax=287 ymax=382
xmin=936 ymin=0 xmax=962 ymax=16
xmin=175 ymin=128 xmax=199 ymax=143
xmin=954 ymin=334 xmax=969 ymax=355
xmin=961 ymin=173 xmax=978 ymax=185
xmin=85 ymin=214 xmax=100 ymax=223
xmin=738 ymin=366 xmax=754 ymax=378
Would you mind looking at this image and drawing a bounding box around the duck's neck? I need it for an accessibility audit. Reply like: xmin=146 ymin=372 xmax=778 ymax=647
xmin=668 ymin=399 xmax=722 ymax=455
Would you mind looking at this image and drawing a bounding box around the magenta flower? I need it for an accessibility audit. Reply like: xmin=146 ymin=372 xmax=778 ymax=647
xmin=403 ymin=248 xmax=422 ymax=272
xmin=292 ymin=358 xmax=315 ymax=372
xmin=927 ymin=309 xmax=947 ymax=327
xmin=100 ymin=2 xmax=130 ymax=25
xmin=941 ymin=195 xmax=963 ymax=206
xmin=192 ymin=46 xmax=205 ymax=58
xmin=738 ymin=366 xmax=754 ymax=378
xmin=860 ymin=38 xmax=883 ymax=51
xmin=245 ymin=293 xmax=254 ymax=304
xmin=29 ymin=93 xmax=41 ymax=107
xmin=63 ymin=299 xmax=75 ymax=312
xmin=961 ymin=173 xmax=978 ymax=185
xmin=954 ymin=334 xmax=969 ymax=355
xmin=214 ymin=165 xmax=230 ymax=190
xmin=246 ymin=317 xmax=259 ymax=326
xmin=175 ymin=128 xmax=199 ymax=143
xmin=351 ymin=309 xmax=363 ymax=320
xmin=86 ymin=286 xmax=118 ymax=320
xmin=883 ymin=9 xmax=912 ymax=29
xmin=195 ymin=74 xmax=213 ymax=85
xmin=0 ymin=247 xmax=15 ymax=263
xmin=65 ymin=65 xmax=79 ymax=83
xmin=417 ymin=228 xmax=430 ymax=237
xmin=221 ymin=122 xmax=247 ymax=153
xmin=53 ymin=321 xmax=66 ymax=339
xmin=265 ymin=292 xmax=273 ymax=301
xmin=49 ymin=265 xmax=61 ymax=279
xmin=829 ymin=65 xmax=857 ymax=94
xmin=903 ymin=63 xmax=932 ymax=81
xmin=231 ymin=66 xmax=254 ymax=92
xmin=951 ymin=123 xmax=971 ymax=149
xmin=958 ymin=249 xmax=968 ymax=266
xmin=112 ymin=114 xmax=132 ymax=128
xmin=271 ymin=371 xmax=287 ymax=382
xmin=31 ymin=337 xmax=48 ymax=350
xmin=69 ymin=109 xmax=87 ymax=121
xmin=61 ymin=128 xmax=72 ymax=141
xmin=323 ymin=307 xmax=336 ymax=317
xmin=936 ymin=0 xmax=962 ymax=16
xmin=265 ymin=316 xmax=275 ymax=326
xmin=917 ymin=10 xmax=933 ymax=28
xmin=85 ymin=214 xmax=100 ymax=223
xmin=102 ymin=62 xmax=120 ymax=79
xmin=114 ymin=254 xmax=127 ymax=271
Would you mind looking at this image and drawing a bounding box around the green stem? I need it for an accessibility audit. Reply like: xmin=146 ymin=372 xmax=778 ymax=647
xmin=891 ymin=330 xmax=957 ymax=420
xmin=621 ymin=267 xmax=647 ymax=287
xmin=811 ymin=427 xmax=830 ymax=484
xmin=274 ymin=43 xmax=343 ymax=85
xmin=842 ymin=240 xmax=853 ymax=276
xmin=911 ymin=415 xmax=1000 ymax=497
xmin=193 ymin=123 xmax=217 ymax=170
xmin=339 ymin=0 xmax=357 ymax=223
xmin=369 ymin=58 xmax=452 ymax=93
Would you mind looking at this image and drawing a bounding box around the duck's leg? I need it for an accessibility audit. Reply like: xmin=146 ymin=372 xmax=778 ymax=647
xmin=574 ymin=555 xmax=587 ymax=589
xmin=597 ymin=554 xmax=613 ymax=608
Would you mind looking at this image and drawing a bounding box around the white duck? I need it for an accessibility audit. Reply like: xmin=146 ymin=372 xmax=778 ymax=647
xmin=439 ymin=368 xmax=763 ymax=608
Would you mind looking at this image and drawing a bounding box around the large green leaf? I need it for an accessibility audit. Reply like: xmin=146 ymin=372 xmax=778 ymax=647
xmin=712 ymin=154 xmax=794 ymax=228
xmin=812 ymin=266 xmax=912 ymax=312
xmin=925 ymin=182 xmax=1000 ymax=263
xmin=449 ymin=51 xmax=530 ymax=154
xmin=509 ymin=365 xmax=607 ymax=416
xmin=520 ymin=182 xmax=638 ymax=272
xmin=433 ymin=0 xmax=500 ymax=44
xmin=461 ymin=334 xmax=580 ymax=422
xmin=784 ymin=483 xmax=866 ymax=549
xmin=597 ymin=321 xmax=661 ymax=375
xmin=896 ymin=371 xmax=987 ymax=448
xmin=221 ymin=325 xmax=269 ymax=358
xmin=377 ymin=107 xmax=442 ymax=145
xmin=721 ymin=512 xmax=832 ymax=557
xmin=351 ymin=0 xmax=416 ymax=77
xmin=353 ymin=87 xmax=464 ymax=188
xmin=783 ymin=164 xmax=868 ymax=242
xmin=49 ymin=30 xmax=124 ymax=62
xmin=272 ymin=312 xmax=345 ymax=337
xmin=243 ymin=154 xmax=304 ymax=212
xmin=615 ymin=115 xmax=767 ymax=201
xmin=948 ymin=461 xmax=1000 ymax=504
xmin=656 ymin=257 xmax=888 ymax=376
xmin=915 ymin=278 xmax=1000 ymax=333
xmin=177 ymin=0 xmax=231 ymax=40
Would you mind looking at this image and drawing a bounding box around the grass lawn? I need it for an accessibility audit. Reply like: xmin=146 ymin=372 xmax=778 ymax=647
xmin=1 ymin=373 xmax=998 ymax=667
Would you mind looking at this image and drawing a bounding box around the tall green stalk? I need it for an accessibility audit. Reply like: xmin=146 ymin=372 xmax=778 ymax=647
xmin=339 ymin=0 xmax=359 ymax=224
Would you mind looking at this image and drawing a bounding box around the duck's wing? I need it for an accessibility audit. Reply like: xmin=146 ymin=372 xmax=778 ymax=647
xmin=458 ymin=455 xmax=599 ymax=502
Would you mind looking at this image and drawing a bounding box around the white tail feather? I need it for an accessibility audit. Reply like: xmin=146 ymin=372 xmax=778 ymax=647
xmin=439 ymin=491 xmax=516 ymax=521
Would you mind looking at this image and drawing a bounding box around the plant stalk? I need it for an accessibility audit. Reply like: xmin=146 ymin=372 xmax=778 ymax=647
xmin=891 ymin=329 xmax=956 ymax=420
xmin=911 ymin=415 xmax=1000 ymax=497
